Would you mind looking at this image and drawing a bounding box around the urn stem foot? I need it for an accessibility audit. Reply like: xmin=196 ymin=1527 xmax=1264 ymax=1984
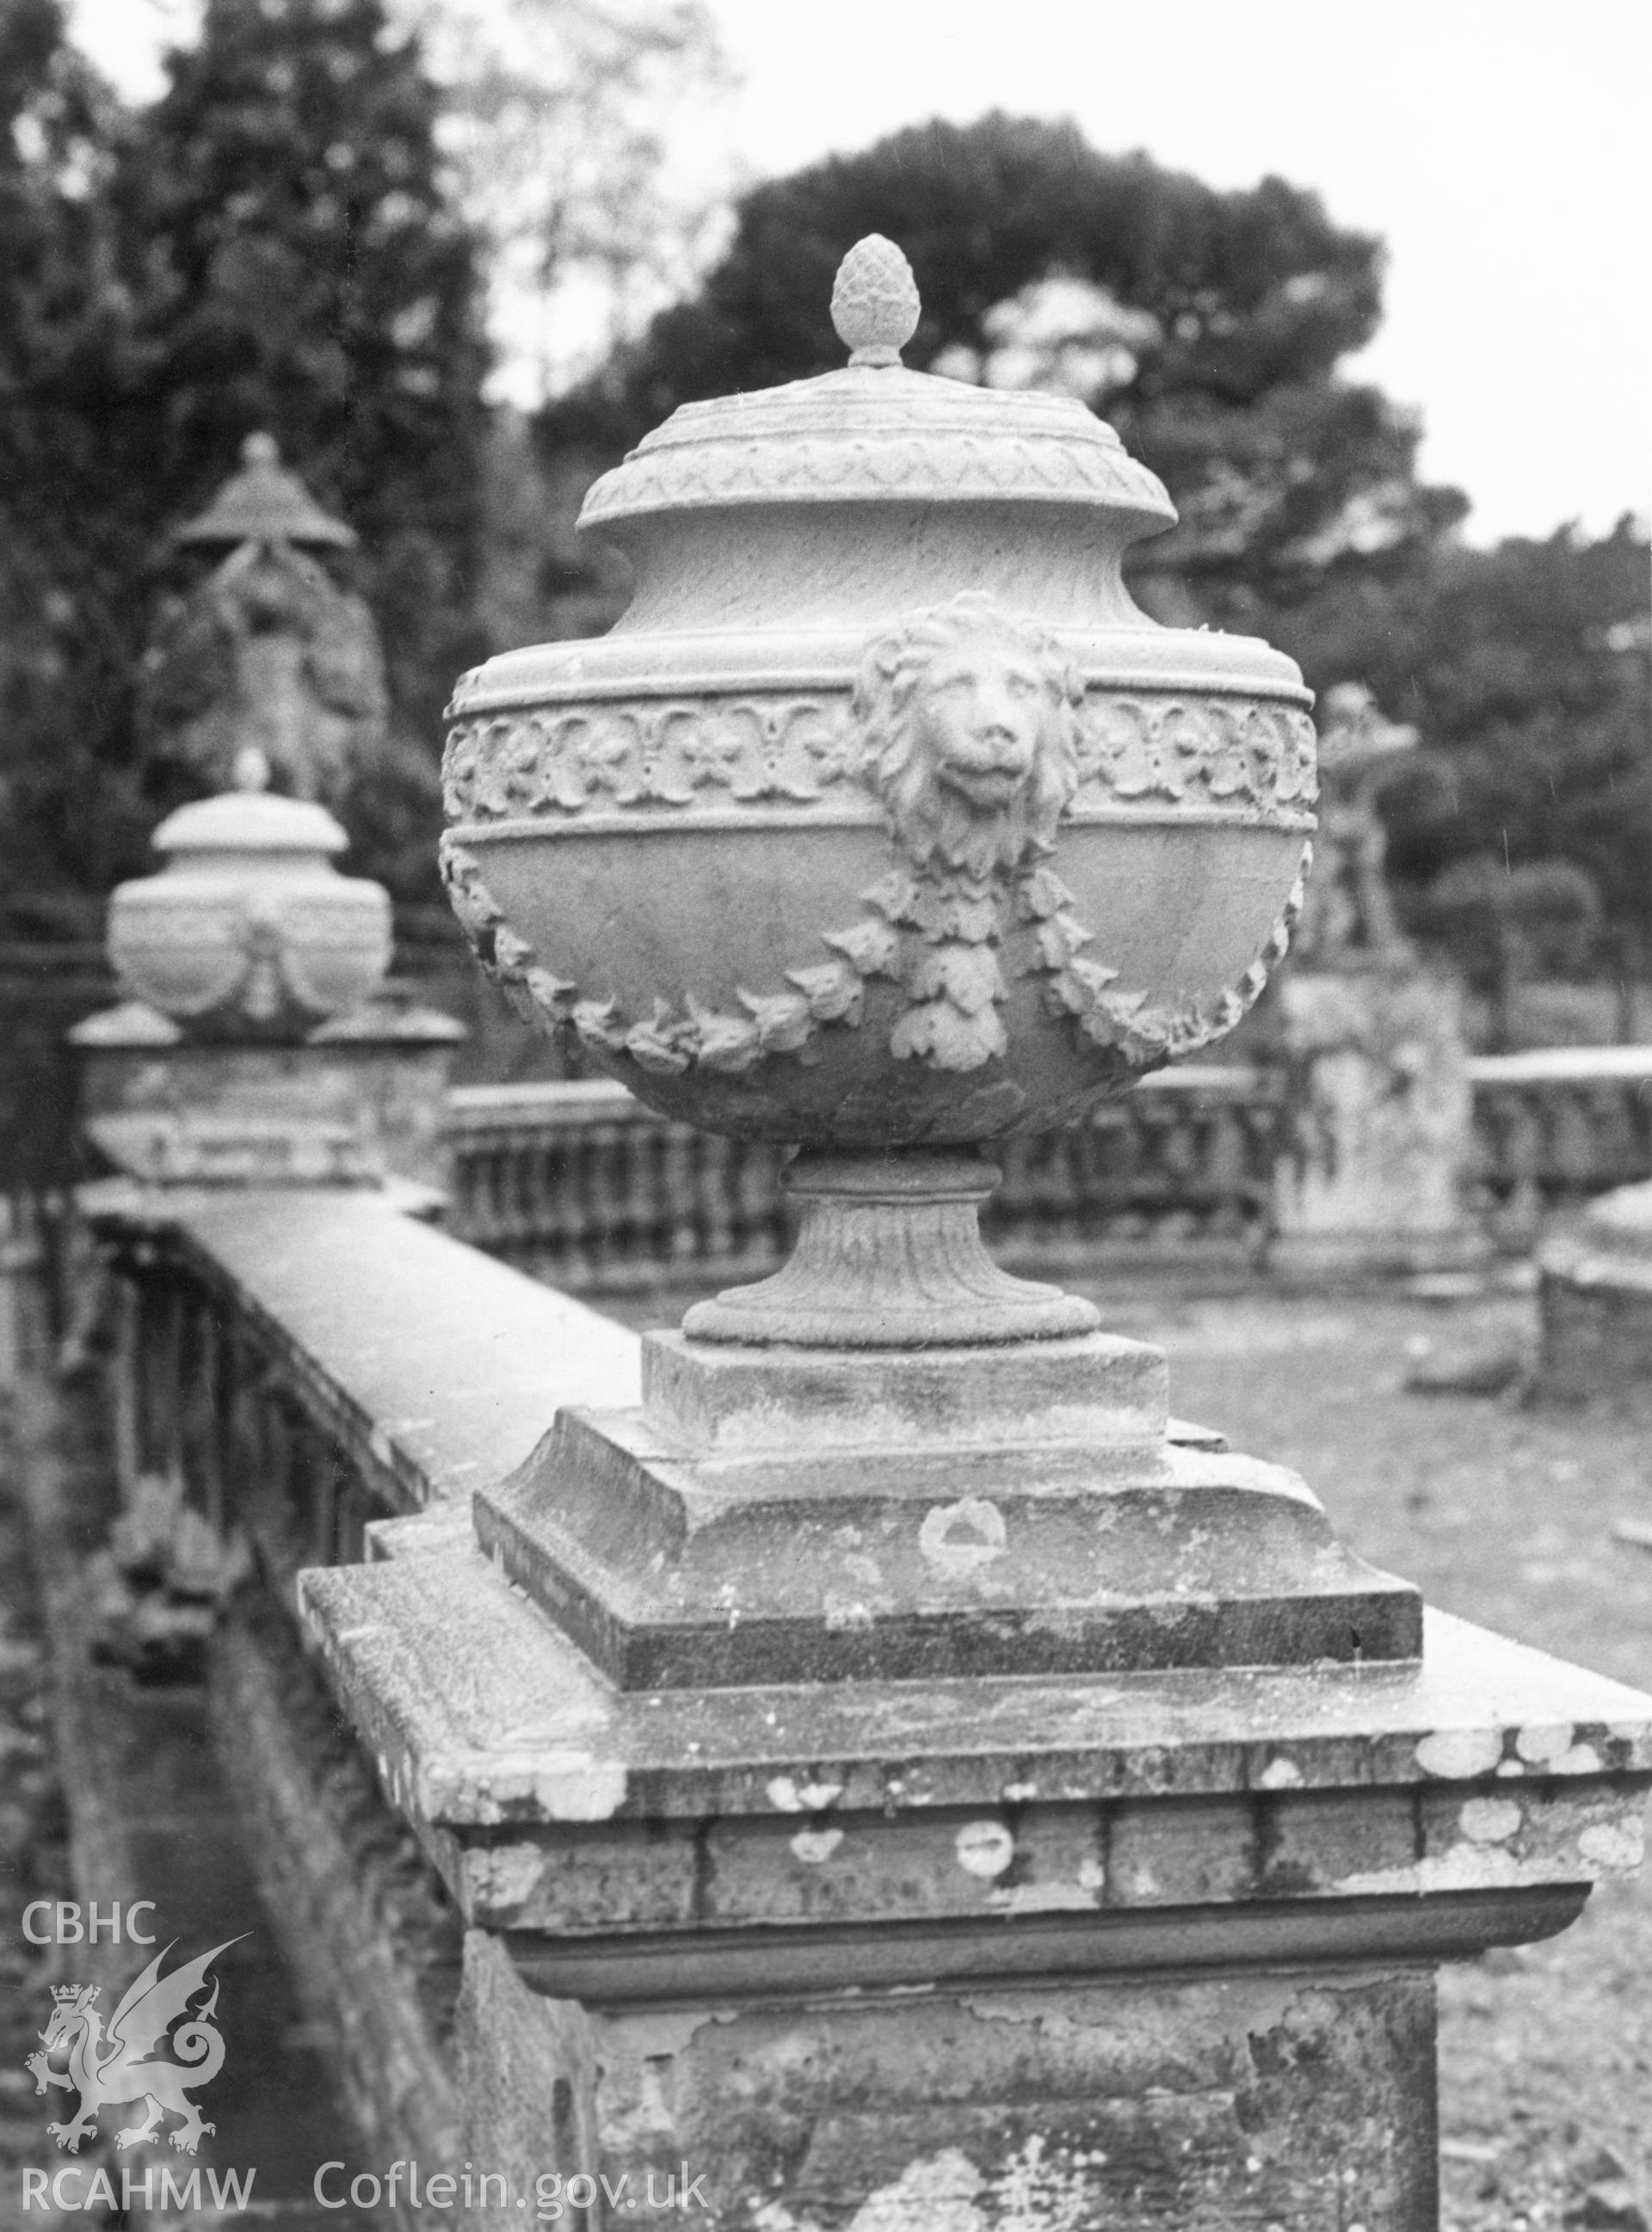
xmin=681 ymin=1149 xmax=1100 ymax=1347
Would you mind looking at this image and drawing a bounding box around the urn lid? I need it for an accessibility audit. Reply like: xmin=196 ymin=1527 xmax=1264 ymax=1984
xmin=174 ymin=432 xmax=357 ymax=552
xmin=579 ymin=236 xmax=1178 ymax=542
xmin=151 ymin=749 xmax=349 ymax=858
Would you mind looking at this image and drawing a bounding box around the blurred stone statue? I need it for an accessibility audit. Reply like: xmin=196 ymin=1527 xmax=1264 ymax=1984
xmin=139 ymin=434 xmax=388 ymax=807
xmin=1292 ymin=680 xmax=1419 ymax=965
xmin=1272 ymin=680 xmax=1485 ymax=1279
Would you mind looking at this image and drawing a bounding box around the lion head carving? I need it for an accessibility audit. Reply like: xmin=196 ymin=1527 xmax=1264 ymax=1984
xmin=853 ymin=594 xmax=1083 ymax=879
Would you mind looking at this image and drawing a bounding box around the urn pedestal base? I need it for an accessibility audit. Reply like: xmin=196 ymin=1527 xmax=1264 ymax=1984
xmin=476 ymin=1310 xmax=1421 ymax=1690
xmin=683 ymin=1152 xmax=1100 ymax=1347
xmin=476 ymin=1147 xmax=1420 ymax=1686
xmin=70 ymin=996 xmax=466 ymax=1192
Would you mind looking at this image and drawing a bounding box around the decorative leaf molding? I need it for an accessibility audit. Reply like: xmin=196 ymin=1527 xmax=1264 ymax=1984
xmin=442 ymin=687 xmax=1314 ymax=829
xmin=440 ymin=593 xmax=1314 ymax=1087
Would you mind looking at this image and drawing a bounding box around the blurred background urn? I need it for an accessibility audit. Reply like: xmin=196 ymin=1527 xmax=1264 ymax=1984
xmin=108 ymin=749 xmax=392 ymax=1042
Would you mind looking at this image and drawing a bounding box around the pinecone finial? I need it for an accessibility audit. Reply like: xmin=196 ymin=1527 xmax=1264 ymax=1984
xmin=830 ymin=236 xmax=921 ymax=368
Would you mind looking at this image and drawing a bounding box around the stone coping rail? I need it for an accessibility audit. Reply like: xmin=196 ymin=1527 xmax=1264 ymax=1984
xmin=1470 ymin=1046 xmax=1652 ymax=1084
xmin=79 ymin=1179 xmax=638 ymax=1532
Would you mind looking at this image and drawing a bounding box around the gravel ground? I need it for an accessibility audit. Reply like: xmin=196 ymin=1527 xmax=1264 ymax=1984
xmin=1088 ymin=1285 xmax=1652 ymax=2232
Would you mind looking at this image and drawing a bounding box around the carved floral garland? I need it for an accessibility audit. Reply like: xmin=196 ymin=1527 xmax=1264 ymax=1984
xmin=441 ymin=690 xmax=1317 ymax=826
xmin=440 ymin=593 xmax=1313 ymax=1083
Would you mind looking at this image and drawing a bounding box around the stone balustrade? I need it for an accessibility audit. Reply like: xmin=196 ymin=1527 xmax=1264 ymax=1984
xmin=445 ymin=1065 xmax=1281 ymax=1291
xmin=1469 ymin=1046 xmax=1652 ymax=1248
xmin=80 ymin=1180 xmax=637 ymax=1583
xmin=444 ymin=1049 xmax=1652 ymax=1289
xmin=64 ymin=1172 xmax=639 ymax=2172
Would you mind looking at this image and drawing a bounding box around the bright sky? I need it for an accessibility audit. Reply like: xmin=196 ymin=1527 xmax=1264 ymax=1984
xmin=70 ymin=0 xmax=1652 ymax=546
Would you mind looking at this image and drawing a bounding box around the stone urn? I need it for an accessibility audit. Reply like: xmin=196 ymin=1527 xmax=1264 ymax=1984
xmin=443 ymin=237 xmax=1317 ymax=1342
xmin=109 ymin=749 xmax=391 ymax=1040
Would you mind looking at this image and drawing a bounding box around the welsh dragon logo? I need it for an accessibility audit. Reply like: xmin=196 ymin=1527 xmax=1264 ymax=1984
xmin=26 ymin=1937 xmax=242 ymax=2155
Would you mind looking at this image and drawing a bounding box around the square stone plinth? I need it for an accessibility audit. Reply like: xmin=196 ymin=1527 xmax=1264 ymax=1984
xmin=641 ymin=1329 xmax=1171 ymax=1455
xmin=303 ymin=1542 xmax=1649 ymax=1963
xmin=302 ymin=1538 xmax=1652 ymax=2229
xmin=457 ymin=1928 xmax=1438 ymax=2232
xmin=471 ymin=1391 xmax=1421 ymax=1686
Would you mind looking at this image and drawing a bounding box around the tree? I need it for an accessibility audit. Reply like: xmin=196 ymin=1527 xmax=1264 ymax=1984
xmin=539 ymin=113 xmax=1466 ymax=637
xmin=401 ymin=0 xmax=733 ymax=402
xmin=0 ymin=0 xmax=154 ymax=903
xmin=1347 ymin=519 xmax=1652 ymax=971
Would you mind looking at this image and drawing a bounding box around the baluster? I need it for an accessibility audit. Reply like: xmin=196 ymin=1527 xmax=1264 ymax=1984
xmin=299 ymin=1418 xmax=339 ymax=1574
xmin=447 ymin=1131 xmax=470 ymax=1240
xmin=502 ymin=1132 xmax=530 ymax=1266
xmin=1126 ymin=1092 xmax=1169 ymax=1244
xmin=700 ymin=1131 xmax=736 ymax=1272
xmin=1051 ymin=1124 xmax=1086 ymax=1248
xmin=146 ymin=1269 xmax=186 ymax=1495
xmin=334 ymin=1452 xmax=369 ymax=1566
xmin=1241 ymin=1098 xmax=1278 ymax=1250
xmin=621 ymin=1113 xmax=656 ymax=1277
xmin=218 ymin=1324 xmax=257 ymax=1538
xmin=110 ymin=1268 xmax=143 ymax=1501
xmin=179 ymin=1288 xmax=226 ymax=1531
xmin=479 ymin=1136 xmax=503 ymax=1251
xmin=493 ymin=1134 xmax=517 ymax=1251
xmin=620 ymin=1119 xmax=653 ymax=1275
xmin=580 ymin=1122 xmax=613 ymax=1279
xmin=1159 ymin=1090 xmax=1199 ymax=1244
xmin=530 ymin=1133 xmax=558 ymax=1264
xmin=1590 ymin=1081 xmax=1633 ymax=1188
xmin=1080 ymin=1100 xmax=1125 ymax=1241
xmin=723 ymin=1138 xmax=753 ymax=1266
xmin=1551 ymin=1085 xmax=1600 ymax=1206
xmin=1464 ymin=1080 xmax=1497 ymax=1197
xmin=734 ymin=1140 xmax=786 ymax=1269
xmin=616 ymin=1114 xmax=656 ymax=1276
xmin=984 ymin=1133 xmax=1030 ymax=1251
xmin=1500 ymin=1082 xmax=1544 ymax=1236
xmin=1635 ymin=1076 xmax=1652 ymax=1180
xmin=566 ymin=1124 xmax=602 ymax=1288
xmin=511 ymin=1129 xmax=538 ymax=1254
xmin=660 ymin=1124 xmax=699 ymax=1268
xmin=1205 ymin=1094 xmax=1248 ymax=1238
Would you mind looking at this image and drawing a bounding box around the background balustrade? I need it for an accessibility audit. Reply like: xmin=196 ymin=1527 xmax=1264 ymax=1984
xmin=442 ymin=1051 xmax=1652 ymax=1292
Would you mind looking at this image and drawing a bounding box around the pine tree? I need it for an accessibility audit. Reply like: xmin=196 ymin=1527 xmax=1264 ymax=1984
xmin=539 ymin=113 xmax=1467 ymax=638
xmin=0 ymin=0 xmax=153 ymax=905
